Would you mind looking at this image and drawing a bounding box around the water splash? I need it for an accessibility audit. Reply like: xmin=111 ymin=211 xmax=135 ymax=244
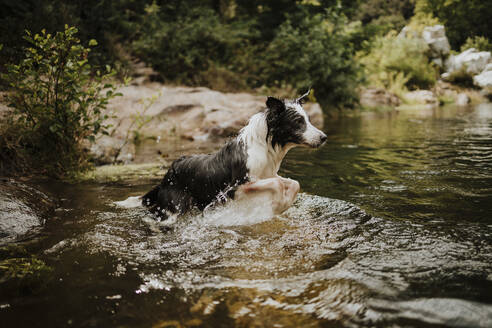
xmin=114 ymin=196 xmax=142 ymax=208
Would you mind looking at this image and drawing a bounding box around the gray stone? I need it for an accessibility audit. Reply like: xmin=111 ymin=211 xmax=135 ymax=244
xmin=445 ymin=48 xmax=492 ymax=76
xmin=97 ymin=84 xmax=325 ymax=163
xmin=474 ymin=71 xmax=492 ymax=88
xmin=0 ymin=179 xmax=56 ymax=245
xmin=404 ymin=90 xmax=438 ymax=106
xmin=473 ymin=63 xmax=492 ymax=90
xmin=360 ymin=88 xmax=401 ymax=108
xmin=422 ymin=25 xmax=450 ymax=58
xmin=432 ymin=58 xmax=443 ymax=68
xmin=455 ymin=93 xmax=471 ymax=106
xmin=399 ymin=25 xmax=450 ymax=68
xmin=89 ymin=135 xmax=135 ymax=165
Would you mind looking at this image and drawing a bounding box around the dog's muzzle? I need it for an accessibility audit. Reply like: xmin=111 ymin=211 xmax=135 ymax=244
xmin=304 ymin=133 xmax=327 ymax=148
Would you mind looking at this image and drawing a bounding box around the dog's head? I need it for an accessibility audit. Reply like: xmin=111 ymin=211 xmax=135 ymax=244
xmin=265 ymin=91 xmax=327 ymax=149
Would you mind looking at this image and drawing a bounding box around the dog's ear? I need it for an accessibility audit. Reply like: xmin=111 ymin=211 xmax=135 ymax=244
xmin=266 ymin=97 xmax=284 ymax=112
xmin=296 ymin=89 xmax=311 ymax=104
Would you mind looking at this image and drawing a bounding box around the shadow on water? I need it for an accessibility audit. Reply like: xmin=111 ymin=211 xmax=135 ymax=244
xmin=1 ymin=104 xmax=492 ymax=327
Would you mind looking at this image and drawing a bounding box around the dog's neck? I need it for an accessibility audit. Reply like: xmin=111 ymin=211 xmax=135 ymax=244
xmin=238 ymin=112 xmax=294 ymax=180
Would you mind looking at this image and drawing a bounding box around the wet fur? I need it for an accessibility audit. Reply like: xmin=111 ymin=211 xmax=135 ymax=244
xmin=143 ymin=141 xmax=249 ymax=216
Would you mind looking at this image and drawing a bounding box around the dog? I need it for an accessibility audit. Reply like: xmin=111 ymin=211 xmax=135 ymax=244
xmin=142 ymin=91 xmax=327 ymax=219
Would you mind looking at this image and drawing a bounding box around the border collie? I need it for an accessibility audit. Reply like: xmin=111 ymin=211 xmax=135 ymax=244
xmin=142 ymin=91 xmax=327 ymax=219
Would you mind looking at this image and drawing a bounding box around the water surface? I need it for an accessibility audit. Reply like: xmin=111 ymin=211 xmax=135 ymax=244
xmin=2 ymin=104 xmax=492 ymax=327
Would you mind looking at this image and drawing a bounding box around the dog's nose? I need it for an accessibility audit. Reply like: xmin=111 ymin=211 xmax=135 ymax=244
xmin=320 ymin=133 xmax=327 ymax=144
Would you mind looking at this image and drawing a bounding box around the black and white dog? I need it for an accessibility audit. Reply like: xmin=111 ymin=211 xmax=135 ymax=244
xmin=143 ymin=91 xmax=327 ymax=219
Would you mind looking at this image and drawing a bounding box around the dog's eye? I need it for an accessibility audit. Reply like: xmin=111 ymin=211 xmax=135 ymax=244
xmin=295 ymin=117 xmax=304 ymax=124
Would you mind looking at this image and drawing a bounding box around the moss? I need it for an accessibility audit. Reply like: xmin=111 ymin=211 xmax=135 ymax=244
xmin=0 ymin=255 xmax=53 ymax=296
xmin=0 ymin=244 xmax=29 ymax=260
xmin=75 ymin=162 xmax=169 ymax=183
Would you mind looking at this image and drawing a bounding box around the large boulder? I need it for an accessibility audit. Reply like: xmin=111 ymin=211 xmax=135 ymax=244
xmin=422 ymin=25 xmax=451 ymax=59
xmin=98 ymin=84 xmax=325 ymax=163
xmin=399 ymin=25 xmax=450 ymax=68
xmin=404 ymin=90 xmax=438 ymax=107
xmin=89 ymin=136 xmax=136 ymax=165
xmin=473 ymin=63 xmax=492 ymax=89
xmin=359 ymin=88 xmax=400 ymax=108
xmin=443 ymin=48 xmax=492 ymax=79
xmin=0 ymin=179 xmax=56 ymax=245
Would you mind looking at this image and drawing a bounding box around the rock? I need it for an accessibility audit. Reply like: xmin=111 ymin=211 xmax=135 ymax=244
xmin=398 ymin=26 xmax=419 ymax=39
xmin=404 ymin=90 xmax=438 ymax=106
xmin=129 ymin=60 xmax=160 ymax=85
xmin=473 ymin=63 xmax=492 ymax=89
xmin=359 ymin=88 xmax=401 ymax=108
xmin=432 ymin=57 xmax=443 ymax=68
xmin=87 ymin=135 xmax=135 ymax=165
xmin=399 ymin=25 xmax=450 ymax=68
xmin=455 ymin=93 xmax=471 ymax=106
xmin=0 ymin=179 xmax=56 ymax=245
xmin=422 ymin=25 xmax=451 ymax=58
xmin=98 ymin=84 xmax=325 ymax=163
xmin=444 ymin=48 xmax=492 ymax=77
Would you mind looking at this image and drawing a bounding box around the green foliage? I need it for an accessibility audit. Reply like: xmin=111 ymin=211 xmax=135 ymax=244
xmin=0 ymin=26 xmax=121 ymax=177
xmin=406 ymin=12 xmax=440 ymax=34
xmin=343 ymin=0 xmax=415 ymax=46
xmin=0 ymin=0 xmax=140 ymax=79
xmin=415 ymin=0 xmax=492 ymax=49
xmin=132 ymin=2 xmax=256 ymax=89
xmin=259 ymin=10 xmax=360 ymax=109
xmin=0 ymin=257 xmax=53 ymax=295
xmin=359 ymin=31 xmax=437 ymax=95
xmin=130 ymin=1 xmax=360 ymax=109
xmin=461 ymin=36 xmax=492 ymax=53
xmin=352 ymin=0 xmax=414 ymax=24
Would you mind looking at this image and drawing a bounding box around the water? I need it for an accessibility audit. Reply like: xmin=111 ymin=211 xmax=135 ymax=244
xmin=2 ymin=104 xmax=492 ymax=327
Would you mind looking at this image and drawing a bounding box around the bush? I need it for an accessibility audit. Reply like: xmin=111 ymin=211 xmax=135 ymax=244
xmin=460 ymin=36 xmax=492 ymax=53
xmin=259 ymin=11 xmax=360 ymax=110
xmin=132 ymin=2 xmax=255 ymax=88
xmin=130 ymin=2 xmax=361 ymax=110
xmin=359 ymin=31 xmax=437 ymax=95
xmin=0 ymin=26 xmax=121 ymax=177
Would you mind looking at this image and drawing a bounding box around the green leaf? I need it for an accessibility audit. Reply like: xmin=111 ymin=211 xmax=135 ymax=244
xmin=88 ymin=39 xmax=98 ymax=47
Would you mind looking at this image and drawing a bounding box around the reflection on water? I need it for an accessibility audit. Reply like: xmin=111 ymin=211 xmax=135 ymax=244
xmin=1 ymin=104 xmax=492 ymax=327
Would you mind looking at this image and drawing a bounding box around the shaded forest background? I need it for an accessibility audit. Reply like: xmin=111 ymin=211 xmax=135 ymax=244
xmin=1 ymin=0 xmax=491 ymax=110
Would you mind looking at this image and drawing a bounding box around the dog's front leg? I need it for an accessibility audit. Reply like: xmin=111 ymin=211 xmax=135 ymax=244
xmin=237 ymin=176 xmax=300 ymax=214
xmin=276 ymin=176 xmax=300 ymax=212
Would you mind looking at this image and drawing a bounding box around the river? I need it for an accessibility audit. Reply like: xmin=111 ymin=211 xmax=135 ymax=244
xmin=2 ymin=104 xmax=492 ymax=327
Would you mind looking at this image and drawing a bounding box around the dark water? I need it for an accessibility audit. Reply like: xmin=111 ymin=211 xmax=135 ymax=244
xmin=2 ymin=104 xmax=492 ymax=327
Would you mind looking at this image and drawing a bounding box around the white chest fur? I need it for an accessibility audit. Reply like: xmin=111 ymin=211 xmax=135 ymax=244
xmin=238 ymin=112 xmax=290 ymax=180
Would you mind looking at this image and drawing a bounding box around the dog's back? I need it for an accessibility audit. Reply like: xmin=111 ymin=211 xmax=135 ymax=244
xmin=143 ymin=140 xmax=248 ymax=217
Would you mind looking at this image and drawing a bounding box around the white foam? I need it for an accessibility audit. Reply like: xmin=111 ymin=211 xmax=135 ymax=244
xmin=115 ymin=191 xmax=279 ymax=227
xmin=199 ymin=192 xmax=275 ymax=226
xmin=114 ymin=196 xmax=142 ymax=208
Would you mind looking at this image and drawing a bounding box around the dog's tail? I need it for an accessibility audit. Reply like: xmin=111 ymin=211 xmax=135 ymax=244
xmin=142 ymin=185 xmax=160 ymax=207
